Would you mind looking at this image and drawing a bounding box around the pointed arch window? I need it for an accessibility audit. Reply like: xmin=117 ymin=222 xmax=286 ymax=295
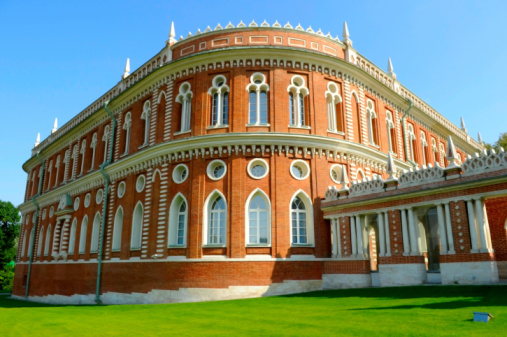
xmin=168 ymin=194 xmax=188 ymax=247
xmin=438 ymin=143 xmax=445 ymax=166
xmin=290 ymin=193 xmax=314 ymax=245
xmin=90 ymin=213 xmax=101 ymax=253
xmin=288 ymin=75 xmax=309 ymax=127
xmin=44 ymin=224 xmax=51 ymax=256
xmin=90 ymin=133 xmax=97 ymax=171
xmin=247 ymin=73 xmax=269 ymax=125
xmin=420 ymin=131 xmax=428 ymax=166
xmin=122 ymin=112 xmax=132 ymax=155
xmin=141 ymin=101 xmax=151 ymax=146
xmin=71 ymin=144 xmax=79 ymax=180
xmin=407 ymin=124 xmax=416 ymax=161
xmin=63 ymin=150 xmax=70 ymax=183
xmin=47 ymin=160 xmax=53 ymax=191
xmin=246 ymin=191 xmax=271 ymax=245
xmin=325 ymin=82 xmax=343 ymax=133
xmin=37 ymin=226 xmax=44 ymax=257
xmin=386 ymin=111 xmax=396 ymax=153
xmin=102 ymin=125 xmax=110 ymax=163
xmin=131 ymin=202 xmax=143 ymax=250
xmin=21 ymin=229 xmax=27 ymax=257
xmin=208 ymin=75 xmax=229 ymax=127
xmin=112 ymin=207 xmax=123 ymax=252
xmin=54 ymin=155 xmax=60 ymax=187
xmin=79 ymin=216 xmax=88 ymax=254
xmin=431 ymin=138 xmax=438 ymax=164
xmin=68 ymin=218 xmax=78 ymax=254
xmin=204 ymin=192 xmax=227 ymax=245
xmin=366 ymin=99 xmax=378 ymax=146
xmin=79 ymin=139 xmax=86 ymax=176
xmin=176 ymin=82 xmax=193 ymax=132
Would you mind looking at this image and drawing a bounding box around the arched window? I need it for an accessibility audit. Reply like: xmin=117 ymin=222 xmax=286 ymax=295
xmin=246 ymin=190 xmax=271 ymax=245
xmin=68 ymin=218 xmax=78 ymax=254
xmin=431 ymin=138 xmax=438 ymax=164
xmin=122 ymin=112 xmax=132 ymax=155
xmin=208 ymin=75 xmax=229 ymax=127
xmin=141 ymin=100 xmax=151 ymax=146
xmin=79 ymin=215 xmax=88 ymax=254
xmin=247 ymin=73 xmax=269 ymax=125
xmin=112 ymin=207 xmax=123 ymax=251
xmin=71 ymin=144 xmax=79 ymax=180
xmin=102 ymin=125 xmax=110 ymax=163
xmin=204 ymin=192 xmax=227 ymax=245
xmin=90 ymin=212 xmax=101 ymax=253
xmin=325 ymin=82 xmax=343 ymax=133
xmin=351 ymin=92 xmax=362 ymax=142
xmin=386 ymin=111 xmax=396 ymax=153
xmin=420 ymin=131 xmax=428 ymax=166
xmin=63 ymin=150 xmax=70 ymax=183
xmin=44 ymin=224 xmax=51 ymax=256
xmin=407 ymin=124 xmax=416 ymax=161
xmin=438 ymin=143 xmax=445 ymax=167
xmin=168 ymin=194 xmax=188 ymax=247
xmin=287 ymin=75 xmax=309 ymax=127
xmin=79 ymin=139 xmax=86 ymax=176
xmin=37 ymin=226 xmax=44 ymax=257
xmin=21 ymin=229 xmax=27 ymax=257
xmin=54 ymin=155 xmax=61 ymax=187
xmin=366 ymin=99 xmax=378 ymax=145
xmin=176 ymin=82 xmax=193 ymax=132
xmin=90 ymin=133 xmax=98 ymax=171
xmin=131 ymin=202 xmax=143 ymax=250
xmin=47 ymin=160 xmax=53 ymax=191
xmin=356 ymin=169 xmax=365 ymax=182
xmin=290 ymin=192 xmax=314 ymax=245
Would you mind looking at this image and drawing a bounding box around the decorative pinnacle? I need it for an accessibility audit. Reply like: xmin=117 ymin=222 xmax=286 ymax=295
xmin=122 ymin=58 xmax=130 ymax=80
xmin=342 ymin=21 xmax=352 ymax=46
xmin=51 ymin=118 xmax=58 ymax=134
xmin=35 ymin=133 xmax=40 ymax=147
xmin=339 ymin=164 xmax=350 ymax=190
xmin=388 ymin=58 xmax=396 ymax=79
xmin=478 ymin=132 xmax=483 ymax=143
xmin=446 ymin=136 xmax=461 ymax=169
xmin=168 ymin=21 xmax=176 ymax=45
xmin=460 ymin=117 xmax=467 ymax=133
xmin=386 ymin=152 xmax=397 ymax=180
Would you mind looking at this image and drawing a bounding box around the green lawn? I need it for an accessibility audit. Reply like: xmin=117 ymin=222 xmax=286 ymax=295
xmin=1 ymin=285 xmax=506 ymax=336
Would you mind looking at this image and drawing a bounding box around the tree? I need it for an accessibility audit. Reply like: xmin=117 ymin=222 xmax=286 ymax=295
xmin=0 ymin=200 xmax=20 ymax=291
xmin=485 ymin=132 xmax=507 ymax=153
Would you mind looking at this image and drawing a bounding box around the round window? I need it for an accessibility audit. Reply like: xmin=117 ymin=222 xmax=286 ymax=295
xmin=84 ymin=193 xmax=91 ymax=208
xmin=117 ymin=181 xmax=126 ymax=198
xmin=330 ymin=164 xmax=343 ymax=184
xmin=73 ymin=197 xmax=80 ymax=211
xmin=49 ymin=206 xmax=54 ymax=218
xmin=136 ymin=175 xmax=146 ymax=193
xmin=247 ymin=159 xmax=269 ymax=179
xmin=290 ymin=160 xmax=310 ymax=180
xmin=207 ymin=160 xmax=227 ymax=181
xmin=172 ymin=164 xmax=189 ymax=184
xmin=96 ymin=189 xmax=104 ymax=204
xmin=42 ymin=208 xmax=47 ymax=220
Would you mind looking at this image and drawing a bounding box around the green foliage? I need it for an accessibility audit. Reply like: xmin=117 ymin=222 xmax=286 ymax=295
xmin=0 ymin=200 xmax=20 ymax=294
xmin=1 ymin=285 xmax=507 ymax=336
xmin=486 ymin=132 xmax=507 ymax=152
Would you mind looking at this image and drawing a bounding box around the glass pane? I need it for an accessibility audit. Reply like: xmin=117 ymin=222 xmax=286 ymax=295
xmin=289 ymin=92 xmax=294 ymax=125
xmin=249 ymin=91 xmax=257 ymax=123
xmin=291 ymin=166 xmax=303 ymax=178
xmin=260 ymin=91 xmax=268 ymax=124
xmin=299 ymin=94 xmax=305 ymax=125
xmin=222 ymin=92 xmax=229 ymax=124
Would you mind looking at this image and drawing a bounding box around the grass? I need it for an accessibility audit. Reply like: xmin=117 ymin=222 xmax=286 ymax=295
xmin=1 ymin=285 xmax=507 ymax=336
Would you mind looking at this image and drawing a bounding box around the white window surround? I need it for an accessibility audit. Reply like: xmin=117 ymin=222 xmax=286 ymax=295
xmin=407 ymin=124 xmax=416 ymax=161
xmin=208 ymin=75 xmax=230 ymax=127
xmin=207 ymin=159 xmax=227 ymax=181
xmin=247 ymin=158 xmax=269 ymax=180
xmin=49 ymin=206 xmax=54 ymax=218
xmin=117 ymin=181 xmax=126 ymax=198
xmin=79 ymin=139 xmax=86 ymax=176
xmin=287 ymin=75 xmax=309 ymax=127
xmin=63 ymin=150 xmax=70 ymax=183
xmin=420 ymin=131 xmax=428 ymax=166
xmin=168 ymin=193 xmax=188 ymax=247
xmin=438 ymin=143 xmax=445 ymax=166
xmin=325 ymin=82 xmax=343 ymax=133
xmin=176 ymin=82 xmax=193 ymax=132
xmin=73 ymin=197 xmax=80 ymax=211
xmin=247 ymin=72 xmax=270 ymax=126
xmin=130 ymin=202 xmax=143 ymax=250
xmin=140 ymin=101 xmax=151 ymax=147
xmin=386 ymin=111 xmax=395 ymax=153
xmin=84 ymin=193 xmax=91 ymax=208
xmin=136 ymin=175 xmax=146 ymax=193
xmin=172 ymin=164 xmax=189 ymax=184
xmin=122 ymin=112 xmax=132 ymax=156
xmin=37 ymin=226 xmax=44 ymax=257
xmin=202 ymin=190 xmax=227 ymax=247
xmin=112 ymin=207 xmax=123 ymax=252
xmin=90 ymin=133 xmax=97 ymax=171
xmin=95 ymin=189 xmax=104 ymax=204
xmin=102 ymin=125 xmax=110 ymax=163
xmin=290 ymin=160 xmax=310 ymax=180
xmin=44 ymin=224 xmax=51 ymax=256
xmin=53 ymin=156 xmax=60 ymax=188
xmin=90 ymin=212 xmax=101 ymax=253
xmin=330 ymin=164 xmax=343 ymax=184
xmin=431 ymin=138 xmax=438 ymax=163
xmin=79 ymin=215 xmax=88 ymax=254
xmin=289 ymin=190 xmax=314 ymax=246
xmin=71 ymin=144 xmax=79 ymax=180
xmin=245 ymin=189 xmax=271 ymax=246
xmin=366 ymin=99 xmax=377 ymax=146
xmin=68 ymin=218 xmax=78 ymax=254
xmin=356 ymin=168 xmax=365 ymax=182
xmin=47 ymin=160 xmax=53 ymax=191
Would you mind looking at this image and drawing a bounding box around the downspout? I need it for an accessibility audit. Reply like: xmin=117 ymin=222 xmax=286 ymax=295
xmin=95 ymin=101 xmax=117 ymax=304
xmin=401 ymin=99 xmax=418 ymax=167
xmin=25 ymin=152 xmax=45 ymax=298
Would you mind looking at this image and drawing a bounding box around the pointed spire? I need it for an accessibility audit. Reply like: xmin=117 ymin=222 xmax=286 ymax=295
xmin=387 ymin=57 xmax=396 ymax=79
xmin=167 ymin=21 xmax=176 ymax=45
xmin=460 ymin=117 xmax=467 ymax=133
xmin=35 ymin=133 xmax=40 ymax=147
xmin=122 ymin=58 xmax=130 ymax=80
xmin=386 ymin=152 xmax=398 ymax=181
xmin=446 ymin=136 xmax=461 ymax=169
xmin=478 ymin=132 xmax=483 ymax=143
xmin=339 ymin=165 xmax=350 ymax=190
xmin=342 ymin=21 xmax=352 ymax=46
xmin=51 ymin=118 xmax=58 ymax=134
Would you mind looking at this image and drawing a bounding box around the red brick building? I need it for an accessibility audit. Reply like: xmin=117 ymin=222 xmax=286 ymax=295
xmin=13 ymin=21 xmax=506 ymax=304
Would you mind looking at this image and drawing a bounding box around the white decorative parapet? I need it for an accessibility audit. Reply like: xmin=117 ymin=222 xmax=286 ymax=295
xmin=398 ymin=164 xmax=445 ymax=188
xmin=462 ymin=148 xmax=507 ymax=176
xmin=325 ymin=186 xmax=339 ymax=200
xmin=349 ymin=177 xmax=384 ymax=197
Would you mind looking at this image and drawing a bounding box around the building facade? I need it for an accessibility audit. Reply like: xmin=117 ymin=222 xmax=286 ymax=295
xmin=13 ymin=21 xmax=506 ymax=305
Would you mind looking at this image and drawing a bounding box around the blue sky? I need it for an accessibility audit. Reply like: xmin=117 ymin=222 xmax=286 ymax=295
xmin=1 ymin=0 xmax=506 ymax=206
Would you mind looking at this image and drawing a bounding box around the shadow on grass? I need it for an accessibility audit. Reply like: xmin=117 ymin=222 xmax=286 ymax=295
xmin=0 ymin=294 xmax=60 ymax=308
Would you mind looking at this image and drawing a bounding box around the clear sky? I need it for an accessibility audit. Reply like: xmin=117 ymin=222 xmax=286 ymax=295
xmin=1 ymin=0 xmax=506 ymax=207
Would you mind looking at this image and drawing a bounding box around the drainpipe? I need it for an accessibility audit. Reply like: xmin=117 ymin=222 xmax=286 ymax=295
xmin=25 ymin=152 xmax=45 ymax=298
xmin=401 ymin=99 xmax=417 ymax=167
xmin=95 ymin=101 xmax=117 ymax=304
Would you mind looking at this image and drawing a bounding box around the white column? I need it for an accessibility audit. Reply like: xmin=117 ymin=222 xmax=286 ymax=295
xmin=436 ymin=204 xmax=448 ymax=253
xmin=331 ymin=218 xmax=338 ymax=257
xmin=355 ymin=215 xmax=364 ymax=258
xmin=384 ymin=212 xmax=391 ymax=256
xmin=408 ymin=208 xmax=419 ymax=255
xmin=482 ymin=201 xmax=493 ymax=250
xmin=401 ymin=209 xmax=410 ymax=255
xmin=474 ymin=199 xmax=489 ymax=252
xmin=378 ymin=212 xmax=385 ymax=257
xmin=350 ymin=216 xmax=357 ymax=257
xmin=336 ymin=217 xmax=342 ymax=258
xmin=444 ymin=203 xmax=455 ymax=254
xmin=466 ymin=199 xmax=479 ymax=252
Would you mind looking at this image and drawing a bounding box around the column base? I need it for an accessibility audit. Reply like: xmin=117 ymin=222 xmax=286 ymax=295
xmin=441 ymin=261 xmax=499 ymax=285
xmin=378 ymin=263 xmax=426 ymax=286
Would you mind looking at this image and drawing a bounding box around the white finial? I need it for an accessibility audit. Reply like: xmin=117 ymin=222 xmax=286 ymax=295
xmin=122 ymin=58 xmax=130 ymax=80
xmin=35 ymin=133 xmax=40 ymax=147
xmin=168 ymin=21 xmax=176 ymax=45
xmin=478 ymin=132 xmax=483 ymax=143
xmin=51 ymin=118 xmax=58 ymax=134
xmin=386 ymin=152 xmax=398 ymax=181
xmin=460 ymin=117 xmax=467 ymax=133
xmin=342 ymin=22 xmax=352 ymax=45
xmin=339 ymin=165 xmax=350 ymax=190
xmin=446 ymin=136 xmax=461 ymax=169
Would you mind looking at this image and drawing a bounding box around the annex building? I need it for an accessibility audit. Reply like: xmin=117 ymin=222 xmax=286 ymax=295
xmin=14 ymin=21 xmax=507 ymax=304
